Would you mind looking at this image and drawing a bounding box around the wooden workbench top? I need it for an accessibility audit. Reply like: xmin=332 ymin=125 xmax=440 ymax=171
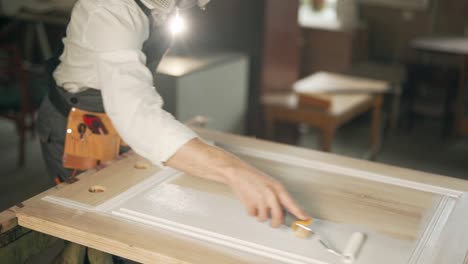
xmin=14 ymin=128 xmax=468 ymax=264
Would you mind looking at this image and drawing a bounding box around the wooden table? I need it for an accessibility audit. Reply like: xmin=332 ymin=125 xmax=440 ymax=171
xmin=11 ymin=128 xmax=468 ymax=264
xmin=263 ymin=72 xmax=389 ymax=160
xmin=411 ymin=37 xmax=468 ymax=136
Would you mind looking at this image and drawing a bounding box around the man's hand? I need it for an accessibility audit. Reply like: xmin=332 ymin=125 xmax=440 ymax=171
xmin=166 ymin=138 xmax=310 ymax=227
xmin=225 ymin=164 xmax=309 ymax=227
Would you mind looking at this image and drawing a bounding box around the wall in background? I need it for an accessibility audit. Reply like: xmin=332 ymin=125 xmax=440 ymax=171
xmin=182 ymin=1 xmax=266 ymax=135
xmin=183 ymin=0 xmax=300 ymax=136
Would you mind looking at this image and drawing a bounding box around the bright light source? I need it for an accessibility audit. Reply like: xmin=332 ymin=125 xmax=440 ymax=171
xmin=169 ymin=10 xmax=186 ymax=35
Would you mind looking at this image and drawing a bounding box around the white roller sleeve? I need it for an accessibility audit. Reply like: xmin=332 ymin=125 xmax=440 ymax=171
xmin=342 ymin=232 xmax=366 ymax=263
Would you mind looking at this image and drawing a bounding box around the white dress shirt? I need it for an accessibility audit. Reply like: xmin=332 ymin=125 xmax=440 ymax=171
xmin=54 ymin=0 xmax=197 ymax=167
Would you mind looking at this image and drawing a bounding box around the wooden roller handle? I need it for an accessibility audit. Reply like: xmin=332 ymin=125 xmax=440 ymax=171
xmin=284 ymin=212 xmax=314 ymax=239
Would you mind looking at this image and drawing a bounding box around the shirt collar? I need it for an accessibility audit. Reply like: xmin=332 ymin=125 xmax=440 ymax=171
xmin=139 ymin=0 xmax=209 ymax=11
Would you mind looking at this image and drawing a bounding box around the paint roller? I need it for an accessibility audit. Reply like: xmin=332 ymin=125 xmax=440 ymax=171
xmin=284 ymin=212 xmax=366 ymax=263
xmin=342 ymin=232 xmax=366 ymax=263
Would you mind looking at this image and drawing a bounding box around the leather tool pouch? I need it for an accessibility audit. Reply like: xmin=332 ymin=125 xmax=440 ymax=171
xmin=63 ymin=108 xmax=122 ymax=170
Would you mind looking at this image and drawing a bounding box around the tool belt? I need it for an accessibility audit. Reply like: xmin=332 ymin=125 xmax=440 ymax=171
xmin=48 ymin=85 xmax=126 ymax=170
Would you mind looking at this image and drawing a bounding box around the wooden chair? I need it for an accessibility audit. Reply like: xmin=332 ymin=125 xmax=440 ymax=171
xmin=263 ymin=72 xmax=389 ymax=160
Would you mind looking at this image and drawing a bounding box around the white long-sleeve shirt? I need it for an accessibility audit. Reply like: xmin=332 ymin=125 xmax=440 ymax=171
xmin=54 ymin=0 xmax=197 ymax=166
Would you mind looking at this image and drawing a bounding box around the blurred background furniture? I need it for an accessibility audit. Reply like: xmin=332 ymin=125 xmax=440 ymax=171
xmin=300 ymin=25 xmax=368 ymax=76
xmin=297 ymin=1 xmax=406 ymax=135
xmin=156 ymin=52 xmax=249 ymax=134
xmin=263 ymin=72 xmax=388 ymax=159
xmin=0 ymin=21 xmax=47 ymax=167
xmin=0 ymin=0 xmax=72 ymax=66
xmin=403 ymin=63 xmax=458 ymax=137
xmin=0 ymin=28 xmax=31 ymax=167
xmin=411 ymin=37 xmax=468 ymax=137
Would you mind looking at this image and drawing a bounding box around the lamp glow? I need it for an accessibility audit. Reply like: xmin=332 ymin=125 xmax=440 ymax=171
xmin=169 ymin=10 xmax=186 ymax=35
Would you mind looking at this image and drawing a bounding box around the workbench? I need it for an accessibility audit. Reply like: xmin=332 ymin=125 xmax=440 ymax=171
xmin=11 ymin=128 xmax=468 ymax=264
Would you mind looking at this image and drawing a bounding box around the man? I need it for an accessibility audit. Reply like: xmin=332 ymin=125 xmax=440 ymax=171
xmin=37 ymin=0 xmax=308 ymax=261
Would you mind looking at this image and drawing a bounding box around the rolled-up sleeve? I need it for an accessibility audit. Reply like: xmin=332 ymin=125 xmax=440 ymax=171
xmin=84 ymin=4 xmax=197 ymax=166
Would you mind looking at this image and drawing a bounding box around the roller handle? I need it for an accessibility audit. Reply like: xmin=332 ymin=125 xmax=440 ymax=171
xmin=283 ymin=211 xmax=314 ymax=238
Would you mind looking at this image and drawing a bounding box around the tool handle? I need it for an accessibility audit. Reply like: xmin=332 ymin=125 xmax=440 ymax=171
xmin=283 ymin=211 xmax=314 ymax=238
xmin=83 ymin=114 xmax=108 ymax=134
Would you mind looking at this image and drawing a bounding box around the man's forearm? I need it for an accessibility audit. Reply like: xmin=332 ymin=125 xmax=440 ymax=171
xmin=164 ymin=138 xmax=245 ymax=185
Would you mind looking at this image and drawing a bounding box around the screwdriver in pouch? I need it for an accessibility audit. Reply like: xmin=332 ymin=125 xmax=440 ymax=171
xmin=83 ymin=114 xmax=108 ymax=135
xmin=78 ymin=123 xmax=87 ymax=140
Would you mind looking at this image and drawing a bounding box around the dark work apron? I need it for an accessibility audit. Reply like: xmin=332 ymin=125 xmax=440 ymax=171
xmin=37 ymin=0 xmax=173 ymax=182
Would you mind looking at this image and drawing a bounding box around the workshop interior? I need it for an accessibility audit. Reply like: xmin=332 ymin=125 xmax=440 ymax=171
xmin=1 ymin=0 xmax=468 ymax=263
